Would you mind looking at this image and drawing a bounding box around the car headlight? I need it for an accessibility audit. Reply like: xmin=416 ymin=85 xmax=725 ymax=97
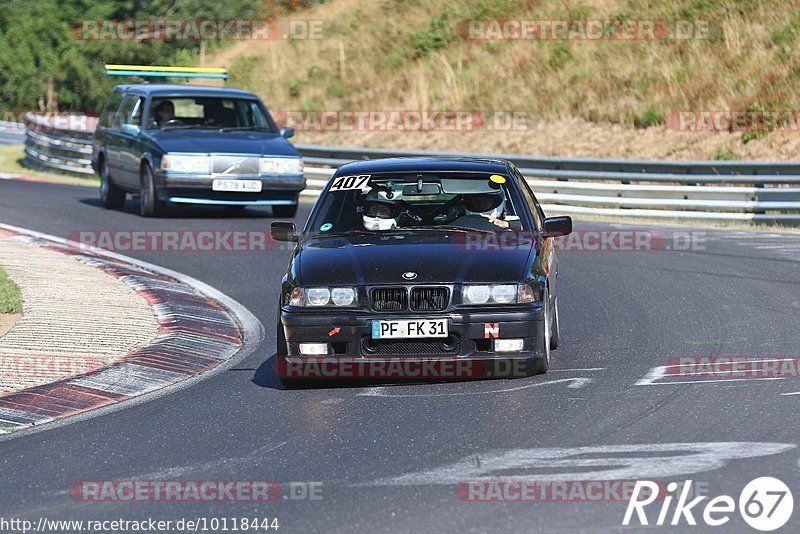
xmin=463 ymin=284 xmax=538 ymax=304
xmin=464 ymin=285 xmax=491 ymax=304
xmin=491 ymin=285 xmax=516 ymax=303
xmin=331 ymin=287 xmax=356 ymax=306
xmin=288 ymin=287 xmax=357 ymax=307
xmin=161 ymin=154 xmax=211 ymax=174
xmin=306 ymin=287 xmax=331 ymax=306
xmin=259 ymin=157 xmax=303 ymax=175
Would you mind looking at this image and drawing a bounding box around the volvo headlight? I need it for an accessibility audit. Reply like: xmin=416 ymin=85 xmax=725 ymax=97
xmin=463 ymin=284 xmax=538 ymax=304
xmin=288 ymin=287 xmax=357 ymax=307
xmin=161 ymin=154 xmax=211 ymax=174
xmin=259 ymin=157 xmax=303 ymax=175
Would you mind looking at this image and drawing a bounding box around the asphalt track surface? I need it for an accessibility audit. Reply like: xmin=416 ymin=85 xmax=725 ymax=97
xmin=1 ymin=177 xmax=800 ymax=533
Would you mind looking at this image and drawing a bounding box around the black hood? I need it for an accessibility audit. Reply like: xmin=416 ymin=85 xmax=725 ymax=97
xmin=294 ymin=232 xmax=535 ymax=286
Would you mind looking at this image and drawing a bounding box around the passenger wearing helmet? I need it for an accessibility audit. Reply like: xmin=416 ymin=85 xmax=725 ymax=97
xmin=462 ymin=191 xmax=509 ymax=229
xmin=362 ymin=189 xmax=401 ymax=231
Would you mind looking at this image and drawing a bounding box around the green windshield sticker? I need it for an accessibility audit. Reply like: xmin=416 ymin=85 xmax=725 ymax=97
xmin=320 ymin=223 xmax=333 ymax=232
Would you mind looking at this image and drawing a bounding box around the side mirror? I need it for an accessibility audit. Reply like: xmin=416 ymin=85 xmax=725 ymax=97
xmin=280 ymin=127 xmax=295 ymax=139
xmin=121 ymin=124 xmax=141 ymax=136
xmin=542 ymin=216 xmax=572 ymax=237
xmin=271 ymin=221 xmax=298 ymax=242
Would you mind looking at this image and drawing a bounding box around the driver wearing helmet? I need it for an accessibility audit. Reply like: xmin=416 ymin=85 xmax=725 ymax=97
xmin=462 ymin=190 xmax=509 ymax=229
xmin=362 ymin=190 xmax=400 ymax=231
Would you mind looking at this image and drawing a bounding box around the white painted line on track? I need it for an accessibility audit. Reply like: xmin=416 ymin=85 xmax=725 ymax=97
xmin=636 ymin=358 xmax=798 ymax=386
xmin=549 ymin=367 xmax=607 ymax=372
xmin=641 ymin=377 xmax=784 ymax=385
xmin=364 ymin=442 xmax=796 ymax=487
xmin=358 ymin=377 xmax=593 ymax=398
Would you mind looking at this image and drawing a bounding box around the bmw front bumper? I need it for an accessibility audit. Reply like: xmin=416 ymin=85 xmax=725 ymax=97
xmin=279 ymin=307 xmax=548 ymax=380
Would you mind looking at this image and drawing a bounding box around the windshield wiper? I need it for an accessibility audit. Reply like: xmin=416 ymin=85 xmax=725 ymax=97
xmin=160 ymin=124 xmax=213 ymax=130
xmin=407 ymin=225 xmax=496 ymax=234
xmin=218 ymin=126 xmax=274 ymax=132
xmin=317 ymin=230 xmax=369 ymax=237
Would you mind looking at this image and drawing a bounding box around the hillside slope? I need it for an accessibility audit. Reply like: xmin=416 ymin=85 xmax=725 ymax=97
xmin=211 ymin=0 xmax=800 ymax=160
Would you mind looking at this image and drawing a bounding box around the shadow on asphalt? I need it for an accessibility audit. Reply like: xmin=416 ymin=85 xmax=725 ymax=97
xmin=251 ymin=355 xmax=285 ymax=390
xmin=250 ymin=354 xmax=495 ymax=391
xmin=77 ymin=197 xmax=282 ymax=219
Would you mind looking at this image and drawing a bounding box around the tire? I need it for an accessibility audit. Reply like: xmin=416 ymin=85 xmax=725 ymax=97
xmin=276 ymin=317 xmax=288 ymax=357
xmin=272 ymin=203 xmax=298 ymax=218
xmin=527 ymin=292 xmax=552 ymax=376
xmin=139 ymin=163 xmax=167 ymax=217
xmin=99 ymin=157 xmax=126 ymax=209
xmin=276 ymin=317 xmax=305 ymax=389
xmin=550 ymin=297 xmax=560 ymax=350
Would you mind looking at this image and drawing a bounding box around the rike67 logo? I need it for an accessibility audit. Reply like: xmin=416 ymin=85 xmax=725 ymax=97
xmin=623 ymin=477 xmax=793 ymax=531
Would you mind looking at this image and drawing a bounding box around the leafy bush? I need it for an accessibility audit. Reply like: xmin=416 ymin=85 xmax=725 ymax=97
xmin=634 ymin=105 xmax=664 ymax=128
xmin=714 ymin=148 xmax=738 ymax=161
xmin=288 ymin=79 xmax=304 ymax=98
xmin=548 ymin=43 xmax=573 ymax=71
xmin=409 ymin=12 xmax=454 ymax=58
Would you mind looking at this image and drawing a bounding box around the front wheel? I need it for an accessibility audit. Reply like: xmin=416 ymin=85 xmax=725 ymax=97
xmin=272 ymin=203 xmax=298 ymax=218
xmin=527 ymin=293 xmax=552 ymax=376
xmin=550 ymin=297 xmax=560 ymax=350
xmin=139 ymin=163 xmax=167 ymax=217
xmin=276 ymin=317 xmax=305 ymax=388
xmin=99 ymin=158 xmax=126 ymax=209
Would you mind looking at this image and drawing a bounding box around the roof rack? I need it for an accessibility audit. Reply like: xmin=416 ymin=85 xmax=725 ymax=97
xmin=104 ymin=65 xmax=228 ymax=80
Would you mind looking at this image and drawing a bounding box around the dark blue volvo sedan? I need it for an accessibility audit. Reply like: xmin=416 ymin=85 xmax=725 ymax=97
xmin=92 ymin=84 xmax=305 ymax=217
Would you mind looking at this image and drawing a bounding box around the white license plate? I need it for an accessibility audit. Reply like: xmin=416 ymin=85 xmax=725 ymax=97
xmin=212 ymin=179 xmax=262 ymax=192
xmin=371 ymin=319 xmax=448 ymax=339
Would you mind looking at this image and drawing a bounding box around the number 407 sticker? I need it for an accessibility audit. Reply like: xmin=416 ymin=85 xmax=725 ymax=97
xmin=329 ymin=174 xmax=371 ymax=192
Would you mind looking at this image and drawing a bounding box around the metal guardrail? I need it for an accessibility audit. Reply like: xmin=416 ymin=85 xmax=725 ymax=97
xmin=0 ymin=120 xmax=26 ymax=145
xmin=19 ymin=115 xmax=800 ymax=223
xmin=299 ymin=145 xmax=800 ymax=223
xmin=23 ymin=113 xmax=98 ymax=175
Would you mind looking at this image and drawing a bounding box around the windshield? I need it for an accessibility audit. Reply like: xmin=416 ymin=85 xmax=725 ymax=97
xmin=308 ymin=172 xmax=526 ymax=235
xmin=146 ymin=96 xmax=277 ymax=131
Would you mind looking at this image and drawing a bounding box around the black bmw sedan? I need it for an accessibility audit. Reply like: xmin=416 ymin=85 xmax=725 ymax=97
xmin=270 ymin=157 xmax=572 ymax=386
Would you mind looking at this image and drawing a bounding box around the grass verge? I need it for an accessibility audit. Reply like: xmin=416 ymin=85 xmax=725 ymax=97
xmin=0 ymin=145 xmax=98 ymax=187
xmin=0 ymin=265 xmax=23 ymax=314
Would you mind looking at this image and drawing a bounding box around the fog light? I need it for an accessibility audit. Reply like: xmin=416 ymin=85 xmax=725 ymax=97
xmin=495 ymin=339 xmax=524 ymax=352
xmin=299 ymin=343 xmax=328 ymax=355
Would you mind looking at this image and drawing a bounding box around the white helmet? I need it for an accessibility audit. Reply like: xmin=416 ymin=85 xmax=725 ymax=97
xmin=362 ymin=189 xmax=401 ymax=231
xmin=464 ymin=191 xmax=506 ymax=219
